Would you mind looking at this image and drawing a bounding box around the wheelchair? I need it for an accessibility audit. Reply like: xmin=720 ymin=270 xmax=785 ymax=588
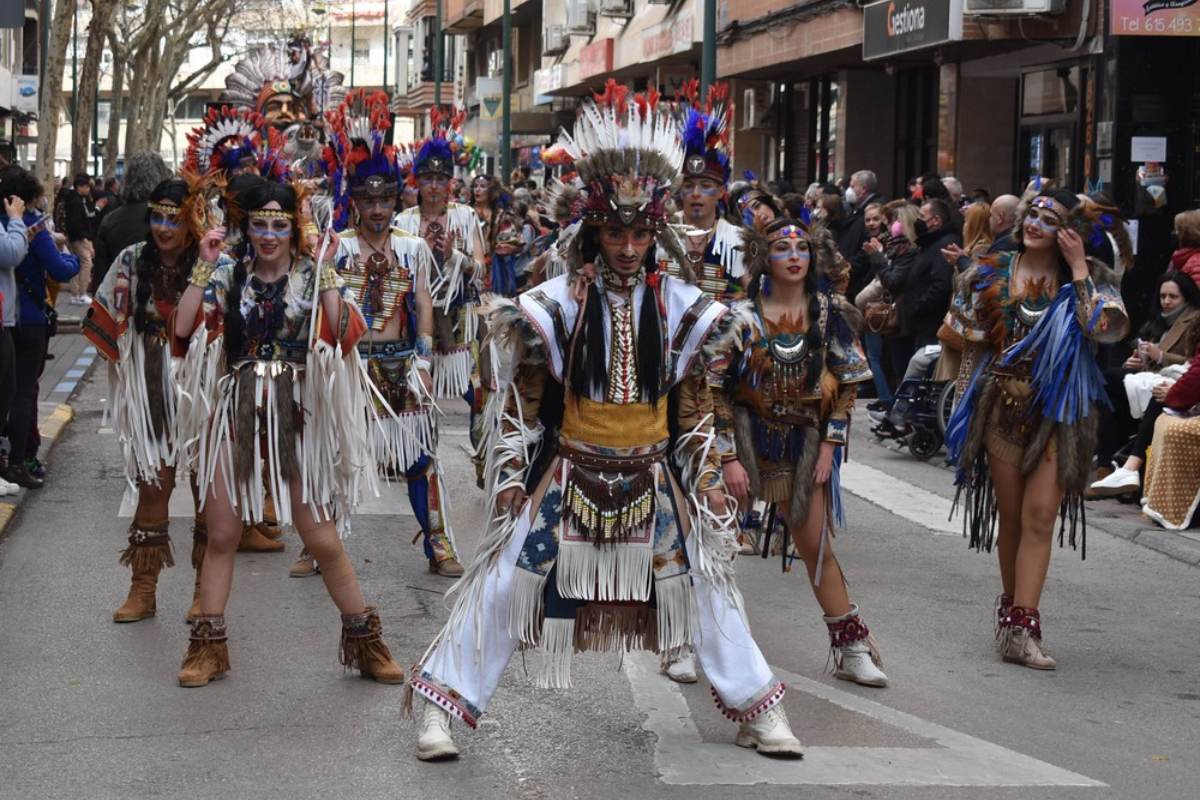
xmin=870 ymin=351 xmax=956 ymax=460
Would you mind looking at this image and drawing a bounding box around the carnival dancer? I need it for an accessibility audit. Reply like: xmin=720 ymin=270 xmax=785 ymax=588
xmin=663 ymin=80 xmax=746 ymax=301
xmin=393 ymin=108 xmax=486 ymax=402
xmin=714 ymin=215 xmax=888 ymax=688
xmin=171 ymin=179 xmax=404 ymax=687
xmin=945 ymin=189 xmax=1128 ymax=670
xmin=407 ymin=82 xmax=803 ymax=762
xmin=184 ymin=106 xmax=293 ymax=555
xmin=307 ymin=89 xmax=463 ymax=578
xmin=84 ymin=177 xmax=234 ymax=624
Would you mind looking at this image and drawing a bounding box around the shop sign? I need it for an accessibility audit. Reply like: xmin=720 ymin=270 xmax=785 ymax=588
xmin=476 ymin=76 xmax=502 ymax=121
xmin=1130 ymin=136 xmax=1167 ymax=162
xmin=1111 ymin=0 xmax=1200 ymax=36
xmin=579 ymin=38 xmax=614 ymax=79
xmin=642 ymin=15 xmax=694 ymax=60
xmin=862 ymin=0 xmax=963 ymax=60
xmin=13 ymin=76 xmax=38 ymax=113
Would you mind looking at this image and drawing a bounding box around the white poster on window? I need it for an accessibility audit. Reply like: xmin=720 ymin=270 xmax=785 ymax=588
xmin=1130 ymin=136 xmax=1166 ymax=163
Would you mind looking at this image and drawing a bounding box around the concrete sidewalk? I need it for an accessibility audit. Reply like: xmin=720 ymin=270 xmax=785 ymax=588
xmin=0 ymin=332 xmax=98 ymax=538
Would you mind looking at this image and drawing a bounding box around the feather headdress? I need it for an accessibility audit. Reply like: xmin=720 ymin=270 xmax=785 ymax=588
xmin=409 ymin=106 xmax=478 ymax=179
xmin=676 ymin=79 xmax=733 ymax=184
xmin=323 ymin=89 xmax=405 ymax=231
xmin=220 ymin=38 xmax=347 ymax=121
xmin=183 ymin=106 xmax=290 ymax=182
xmin=555 ymin=79 xmax=683 ymax=228
xmin=741 ymin=216 xmax=846 ymax=293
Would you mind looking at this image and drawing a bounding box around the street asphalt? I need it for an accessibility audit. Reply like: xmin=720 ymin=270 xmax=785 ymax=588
xmin=1 ymin=356 xmax=1198 ymax=800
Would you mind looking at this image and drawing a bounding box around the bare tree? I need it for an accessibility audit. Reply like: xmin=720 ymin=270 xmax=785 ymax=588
xmin=101 ymin=27 xmax=124 ymax=179
xmin=35 ymin=0 xmax=79 ymax=186
xmin=70 ymin=0 xmax=121 ymax=175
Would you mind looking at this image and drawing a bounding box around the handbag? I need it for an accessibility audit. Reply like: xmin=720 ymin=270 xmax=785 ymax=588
xmin=864 ymin=291 xmax=900 ymax=336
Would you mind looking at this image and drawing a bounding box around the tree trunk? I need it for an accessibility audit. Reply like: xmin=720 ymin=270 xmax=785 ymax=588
xmin=102 ymin=31 xmax=124 ymax=178
xmin=70 ymin=0 xmax=120 ymax=176
xmin=35 ymin=0 xmax=78 ymax=187
xmin=122 ymin=42 xmax=149 ymax=157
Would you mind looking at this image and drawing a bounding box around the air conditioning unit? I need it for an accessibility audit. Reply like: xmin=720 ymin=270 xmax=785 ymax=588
xmin=543 ymin=24 xmax=569 ymax=56
xmin=963 ymin=0 xmax=1065 ymax=16
xmin=598 ymin=0 xmax=633 ymax=18
xmin=566 ymin=0 xmax=596 ymax=35
xmin=741 ymin=87 xmax=773 ymax=130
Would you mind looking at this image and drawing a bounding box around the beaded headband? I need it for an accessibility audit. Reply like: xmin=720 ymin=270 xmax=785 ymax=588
xmin=148 ymin=202 xmax=181 ymax=216
xmin=248 ymin=209 xmax=294 ymax=220
xmin=1031 ymin=196 xmax=1068 ymax=221
xmin=767 ymin=223 xmax=808 ymax=244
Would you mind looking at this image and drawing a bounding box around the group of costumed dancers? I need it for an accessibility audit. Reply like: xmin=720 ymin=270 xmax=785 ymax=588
xmin=84 ymin=37 xmax=1128 ymax=764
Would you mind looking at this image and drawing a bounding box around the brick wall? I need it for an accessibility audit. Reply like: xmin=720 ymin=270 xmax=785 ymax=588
xmin=718 ymin=6 xmax=862 ymax=78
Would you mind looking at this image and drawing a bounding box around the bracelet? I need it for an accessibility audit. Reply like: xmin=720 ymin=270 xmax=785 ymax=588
xmin=190 ymin=259 xmax=217 ymax=288
xmin=318 ymin=263 xmax=339 ymax=291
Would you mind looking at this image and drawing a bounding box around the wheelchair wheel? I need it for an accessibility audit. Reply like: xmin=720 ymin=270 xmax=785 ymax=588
xmin=909 ymin=427 xmax=942 ymax=460
xmin=935 ymin=381 xmax=956 ymax=438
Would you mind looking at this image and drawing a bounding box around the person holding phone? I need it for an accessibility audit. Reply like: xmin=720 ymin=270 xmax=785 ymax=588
xmin=0 ymin=165 xmax=78 ymax=490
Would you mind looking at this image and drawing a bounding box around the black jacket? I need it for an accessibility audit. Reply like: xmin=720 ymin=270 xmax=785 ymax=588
xmin=64 ymin=192 xmax=97 ymax=242
xmin=897 ymin=227 xmax=962 ymax=343
xmin=90 ymin=201 xmax=150 ymax=294
xmin=836 ymin=193 xmax=882 ymax=262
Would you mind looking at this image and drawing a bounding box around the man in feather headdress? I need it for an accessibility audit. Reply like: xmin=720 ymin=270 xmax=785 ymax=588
xmin=406 ymin=80 xmax=803 ymax=763
xmin=392 ymin=108 xmax=486 ymax=417
xmin=663 ymin=80 xmax=747 ymax=302
xmin=311 ymin=89 xmax=463 ymax=578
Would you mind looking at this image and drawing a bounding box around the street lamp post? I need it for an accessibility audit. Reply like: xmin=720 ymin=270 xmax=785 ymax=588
xmin=383 ymin=0 xmax=389 ymax=92
xmin=501 ymin=0 xmax=511 ymax=181
xmin=350 ymin=0 xmax=356 ymax=87
xmin=701 ymin=0 xmax=716 ymax=95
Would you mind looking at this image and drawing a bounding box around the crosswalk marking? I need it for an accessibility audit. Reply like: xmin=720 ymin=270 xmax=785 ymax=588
xmin=117 ymin=481 xmax=416 ymax=518
xmin=624 ymin=652 xmax=1103 ymax=787
xmin=840 ymin=460 xmax=961 ymax=535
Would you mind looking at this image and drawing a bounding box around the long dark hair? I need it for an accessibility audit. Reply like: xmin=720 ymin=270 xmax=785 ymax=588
xmin=747 ymin=218 xmax=825 ymax=393
xmin=224 ymin=182 xmax=300 ymax=364
xmin=134 ymin=178 xmax=195 ymax=334
xmin=571 ymin=225 xmax=664 ymax=405
xmin=1140 ymin=270 xmax=1200 ymax=340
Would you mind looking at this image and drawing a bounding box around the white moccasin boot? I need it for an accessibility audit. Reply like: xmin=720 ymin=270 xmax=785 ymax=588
xmin=415 ymin=699 xmax=460 ymax=761
xmin=735 ymin=705 xmax=804 ymax=758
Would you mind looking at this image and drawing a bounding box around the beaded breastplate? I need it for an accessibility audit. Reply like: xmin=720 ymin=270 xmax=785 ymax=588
xmin=341 ymin=251 xmax=413 ymax=333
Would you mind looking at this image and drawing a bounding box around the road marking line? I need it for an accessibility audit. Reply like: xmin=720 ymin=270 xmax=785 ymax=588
xmin=624 ymin=652 xmax=1103 ymax=787
xmin=839 ymin=460 xmax=960 ymax=535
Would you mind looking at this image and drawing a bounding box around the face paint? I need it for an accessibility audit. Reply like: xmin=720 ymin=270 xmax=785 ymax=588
xmin=1025 ymin=209 xmax=1060 ymax=233
xmin=249 ymin=216 xmax=294 ymax=238
xmin=149 ymin=212 xmax=181 ymax=230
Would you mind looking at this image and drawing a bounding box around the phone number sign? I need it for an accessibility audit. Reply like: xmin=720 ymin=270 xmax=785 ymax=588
xmin=1112 ymin=0 xmax=1200 ymax=35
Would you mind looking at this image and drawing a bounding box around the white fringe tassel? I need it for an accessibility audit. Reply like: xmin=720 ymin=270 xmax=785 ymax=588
xmin=111 ymin=332 xmax=178 ymax=487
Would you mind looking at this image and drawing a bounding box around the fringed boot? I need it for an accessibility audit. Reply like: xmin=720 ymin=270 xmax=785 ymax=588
xmin=186 ymin=523 xmax=207 ymax=623
xmin=994 ymin=592 xmax=1013 ymax=641
xmin=289 ymin=548 xmax=319 ymax=577
xmin=339 ymin=606 xmax=405 ymax=684
xmin=825 ymin=604 xmax=889 ymax=687
xmin=423 ymin=528 xmax=464 ymax=577
xmin=659 ymin=645 xmax=698 ymax=684
xmin=999 ymin=606 xmax=1057 ymax=670
xmin=178 ymin=615 xmax=231 ymax=687
xmin=113 ymin=522 xmax=174 ymax=623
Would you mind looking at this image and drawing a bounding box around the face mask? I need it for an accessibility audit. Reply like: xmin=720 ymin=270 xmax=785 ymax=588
xmin=914 ymin=219 xmax=930 ymax=238
xmin=890 ymin=221 xmax=904 ymax=238
xmin=844 ymin=188 xmax=858 ymax=207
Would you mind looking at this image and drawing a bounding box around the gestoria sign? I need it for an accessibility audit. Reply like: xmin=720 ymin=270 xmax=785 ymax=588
xmin=862 ymin=0 xmax=963 ymax=60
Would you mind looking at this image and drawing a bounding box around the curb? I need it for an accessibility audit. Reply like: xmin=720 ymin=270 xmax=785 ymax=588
xmin=0 ymin=402 xmax=77 ymax=540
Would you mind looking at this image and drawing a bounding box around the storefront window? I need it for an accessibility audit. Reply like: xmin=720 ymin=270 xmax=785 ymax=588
xmin=1022 ymin=66 xmax=1081 ymax=116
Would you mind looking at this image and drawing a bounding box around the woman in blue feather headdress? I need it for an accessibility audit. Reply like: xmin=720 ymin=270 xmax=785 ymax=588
xmin=944 ymin=188 xmax=1128 ymax=671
